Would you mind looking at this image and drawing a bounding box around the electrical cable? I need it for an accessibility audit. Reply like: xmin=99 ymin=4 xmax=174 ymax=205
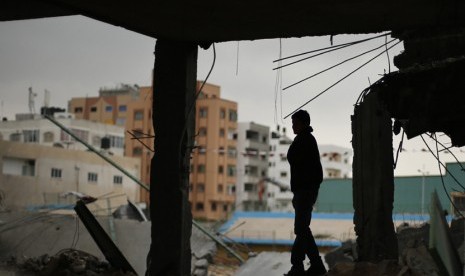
xmin=427 ymin=133 xmax=465 ymax=172
xmin=273 ymin=43 xmax=351 ymax=71
xmin=420 ymin=135 xmax=465 ymax=191
xmin=282 ymin=38 xmax=397 ymax=91
xmin=284 ymin=40 xmax=402 ymax=119
xmin=385 ymin=35 xmax=391 ymax=74
xmin=273 ymin=32 xmax=392 ymax=63
xmin=393 ymin=129 xmax=405 ymax=169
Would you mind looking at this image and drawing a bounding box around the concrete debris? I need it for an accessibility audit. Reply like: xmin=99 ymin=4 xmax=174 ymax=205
xmin=4 ymin=248 xmax=136 ymax=276
xmin=400 ymin=245 xmax=440 ymax=276
xmin=326 ymin=260 xmax=407 ymax=276
xmin=324 ymin=240 xmax=357 ymax=268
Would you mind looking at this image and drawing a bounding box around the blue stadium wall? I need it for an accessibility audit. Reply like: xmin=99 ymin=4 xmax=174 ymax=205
xmin=315 ymin=162 xmax=465 ymax=214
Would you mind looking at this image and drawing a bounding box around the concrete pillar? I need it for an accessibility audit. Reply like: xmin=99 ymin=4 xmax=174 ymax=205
xmin=351 ymin=91 xmax=398 ymax=262
xmin=147 ymin=40 xmax=197 ymax=276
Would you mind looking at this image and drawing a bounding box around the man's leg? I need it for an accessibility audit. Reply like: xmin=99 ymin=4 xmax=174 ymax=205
xmin=289 ymin=193 xmax=312 ymax=273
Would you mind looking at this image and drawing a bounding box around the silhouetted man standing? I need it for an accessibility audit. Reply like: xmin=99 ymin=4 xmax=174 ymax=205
xmin=285 ymin=110 xmax=326 ymax=276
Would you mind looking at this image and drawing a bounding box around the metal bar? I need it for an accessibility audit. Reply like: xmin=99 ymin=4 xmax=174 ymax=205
xmin=74 ymin=200 xmax=137 ymax=274
xmin=43 ymin=114 xmax=149 ymax=191
xmin=44 ymin=114 xmax=245 ymax=264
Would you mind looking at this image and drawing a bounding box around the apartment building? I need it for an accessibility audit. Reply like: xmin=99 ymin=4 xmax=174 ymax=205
xmin=0 ymin=113 xmax=125 ymax=156
xmin=189 ymin=82 xmax=238 ymax=221
xmin=68 ymin=84 xmax=153 ymax=203
xmin=235 ymin=122 xmax=270 ymax=211
xmin=0 ymin=140 xmax=140 ymax=213
xmin=267 ymin=126 xmax=352 ymax=212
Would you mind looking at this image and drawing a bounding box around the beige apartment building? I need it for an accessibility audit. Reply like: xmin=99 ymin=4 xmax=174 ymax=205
xmin=189 ymin=82 xmax=238 ymax=221
xmin=68 ymin=84 xmax=153 ymax=204
xmin=68 ymin=82 xmax=237 ymax=220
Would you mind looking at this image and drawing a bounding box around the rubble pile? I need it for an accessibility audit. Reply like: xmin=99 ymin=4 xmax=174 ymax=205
xmin=7 ymin=249 xmax=136 ymax=276
xmin=325 ymin=221 xmax=451 ymax=276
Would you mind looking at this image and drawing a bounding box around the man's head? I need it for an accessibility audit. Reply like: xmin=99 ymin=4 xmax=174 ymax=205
xmin=291 ymin=110 xmax=310 ymax=135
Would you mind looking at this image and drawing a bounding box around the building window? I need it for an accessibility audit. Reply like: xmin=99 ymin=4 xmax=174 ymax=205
xmin=134 ymin=110 xmax=144 ymax=121
xmin=228 ymin=110 xmax=237 ymax=122
xmin=113 ymin=175 xmax=123 ymax=185
xmin=280 ymin=171 xmax=288 ymax=177
xmin=60 ymin=129 xmax=89 ymax=143
xmin=51 ymin=168 xmax=62 ymax=179
xmin=218 ymin=165 xmax=224 ymax=174
xmin=197 ymin=164 xmax=206 ymax=173
xmin=118 ymin=105 xmax=127 ymax=112
xmin=105 ymin=106 xmax=113 ymax=112
xmin=74 ymin=107 xmax=83 ymax=113
xmin=227 ymin=129 xmax=237 ymax=140
xmin=244 ymin=183 xmax=256 ymax=192
xmin=211 ymin=202 xmax=217 ymax=211
xmin=133 ymin=147 xmax=143 ymax=156
xmin=218 ymin=146 xmax=225 ymax=155
xmin=227 ymin=165 xmax=236 ymax=177
xmin=199 ymin=108 xmax=208 ymax=118
xmin=223 ymin=204 xmax=229 ymax=212
xmin=219 ymin=128 xmax=225 ymax=137
xmin=197 ymin=183 xmax=205 ymax=193
xmin=227 ymin=147 xmax=237 ymax=158
xmin=90 ymin=107 xmax=97 ymax=112
xmin=246 ymin=130 xmax=259 ymax=141
xmin=217 ymin=184 xmax=223 ymax=193
xmin=245 ymin=165 xmax=258 ymax=176
xmin=22 ymin=160 xmax=35 ymax=176
xmin=43 ymin=131 xmax=54 ymax=143
xmin=227 ymin=184 xmax=235 ymax=195
xmin=109 ymin=135 xmax=124 ymax=148
xmin=198 ymin=127 xmax=207 ymax=136
xmin=220 ymin=109 xmax=226 ymax=119
xmin=88 ymin=172 xmax=98 ymax=182
xmin=196 ymin=203 xmax=204 ymax=211
xmin=10 ymin=133 xmax=21 ymax=142
xmin=92 ymin=135 xmax=101 ymax=146
xmin=23 ymin=130 xmax=39 ymax=143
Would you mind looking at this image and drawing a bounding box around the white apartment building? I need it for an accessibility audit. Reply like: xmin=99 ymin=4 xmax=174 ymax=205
xmin=0 ymin=113 xmax=141 ymax=213
xmin=267 ymin=126 xmax=352 ymax=212
xmin=0 ymin=113 xmax=125 ymax=156
xmin=0 ymin=140 xmax=140 ymax=213
xmin=235 ymin=122 xmax=270 ymax=211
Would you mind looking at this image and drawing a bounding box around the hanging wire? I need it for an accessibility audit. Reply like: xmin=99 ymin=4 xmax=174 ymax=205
xmin=273 ymin=32 xmax=392 ymax=63
xmin=420 ymin=134 xmax=465 ymax=191
xmin=273 ymin=43 xmax=352 ymax=71
xmin=180 ymin=43 xmax=217 ymax=157
xmin=393 ymin=129 xmax=405 ymax=169
xmin=274 ymin=38 xmax=283 ymax=124
xmin=427 ymin=133 xmax=465 ymax=172
xmin=282 ymin=38 xmax=398 ymax=90
xmin=432 ymin=133 xmax=465 ymax=219
xmin=284 ymin=40 xmax=402 ymax=119
xmin=385 ymin=35 xmax=391 ymax=74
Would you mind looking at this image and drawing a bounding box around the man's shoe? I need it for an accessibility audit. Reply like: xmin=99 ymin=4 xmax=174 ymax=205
xmin=284 ymin=266 xmax=306 ymax=276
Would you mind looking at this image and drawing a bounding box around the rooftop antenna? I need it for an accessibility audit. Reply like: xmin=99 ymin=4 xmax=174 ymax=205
xmin=28 ymin=87 xmax=37 ymax=114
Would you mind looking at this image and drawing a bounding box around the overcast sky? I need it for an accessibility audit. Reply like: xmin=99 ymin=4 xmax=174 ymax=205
xmin=1 ymin=15 xmax=463 ymax=176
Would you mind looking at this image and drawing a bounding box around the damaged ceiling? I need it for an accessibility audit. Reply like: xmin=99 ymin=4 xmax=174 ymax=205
xmin=2 ymin=0 xmax=465 ymax=42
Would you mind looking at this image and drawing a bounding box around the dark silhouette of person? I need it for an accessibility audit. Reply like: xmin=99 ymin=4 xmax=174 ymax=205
xmin=284 ymin=110 xmax=326 ymax=276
